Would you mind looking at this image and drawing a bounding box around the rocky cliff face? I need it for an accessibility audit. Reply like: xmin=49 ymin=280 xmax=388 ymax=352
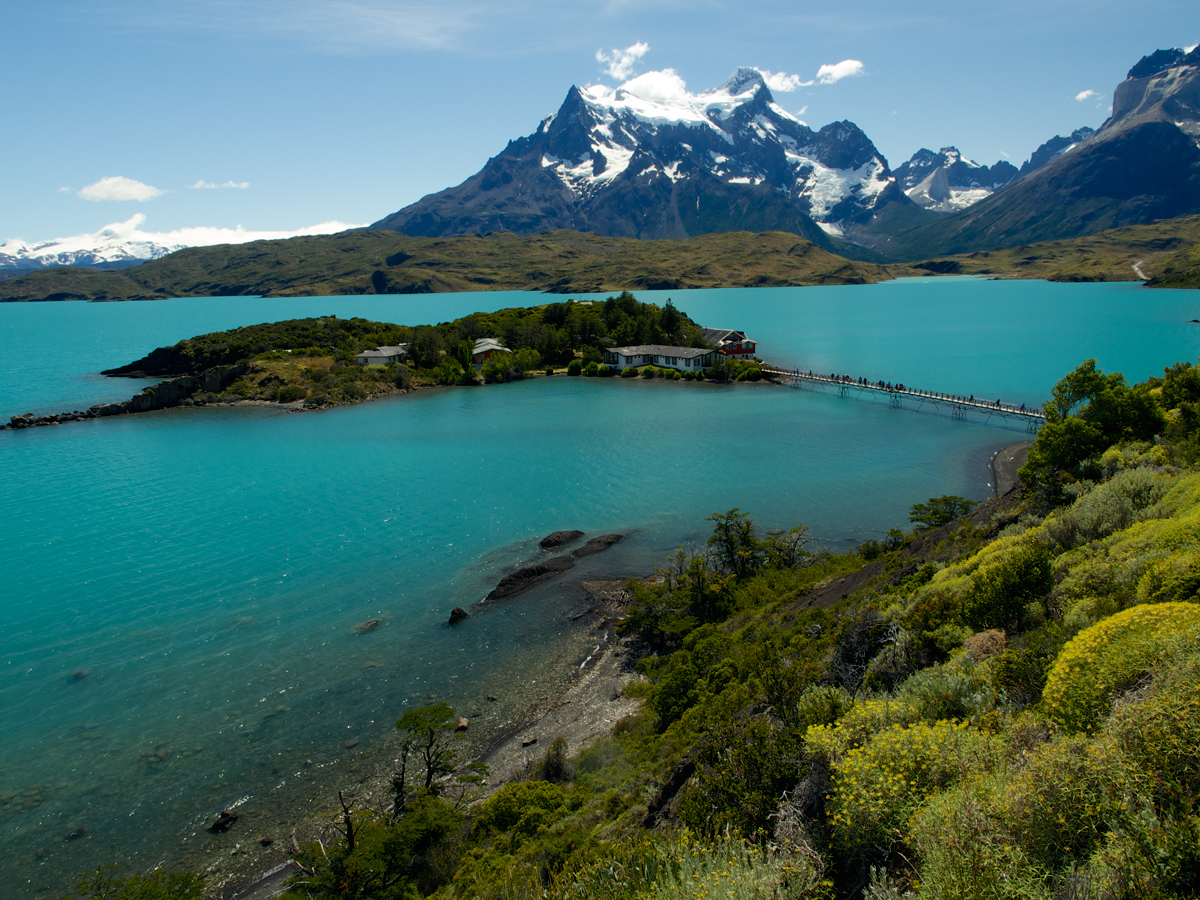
xmin=875 ymin=48 xmax=1200 ymax=257
xmin=370 ymin=69 xmax=910 ymax=245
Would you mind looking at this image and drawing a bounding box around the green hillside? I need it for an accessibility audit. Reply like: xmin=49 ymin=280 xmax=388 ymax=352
xmin=904 ymin=215 xmax=1200 ymax=284
xmin=0 ymin=229 xmax=899 ymax=303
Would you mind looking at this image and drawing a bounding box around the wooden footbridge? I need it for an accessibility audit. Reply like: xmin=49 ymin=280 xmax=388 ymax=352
xmin=762 ymin=366 xmax=1046 ymax=432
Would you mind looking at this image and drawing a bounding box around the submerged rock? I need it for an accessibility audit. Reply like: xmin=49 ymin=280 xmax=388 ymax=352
xmin=354 ymin=619 xmax=382 ymax=634
xmin=485 ymin=556 xmax=575 ymax=602
xmin=448 ymin=607 xmax=469 ymax=625
xmin=540 ymin=530 xmax=584 ymax=549
xmin=572 ymin=534 xmax=624 ymax=557
xmin=210 ymin=809 xmax=239 ymax=833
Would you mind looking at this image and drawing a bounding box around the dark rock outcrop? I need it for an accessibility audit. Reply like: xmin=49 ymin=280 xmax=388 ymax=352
xmin=572 ymin=534 xmax=624 ymax=558
xmin=4 ymin=364 xmax=248 ymax=430
xmin=210 ymin=809 xmax=239 ymax=833
xmin=540 ymin=530 xmax=584 ymax=549
xmin=448 ymin=606 xmax=469 ymax=625
xmin=484 ymin=556 xmax=575 ymax=602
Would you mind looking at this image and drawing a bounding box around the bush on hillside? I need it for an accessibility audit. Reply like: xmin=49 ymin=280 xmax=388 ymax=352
xmin=1042 ymin=601 xmax=1200 ymax=732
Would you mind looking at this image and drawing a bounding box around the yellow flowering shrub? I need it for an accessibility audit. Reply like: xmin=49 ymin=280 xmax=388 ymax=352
xmin=1043 ymin=602 xmax=1200 ymax=732
xmin=804 ymin=697 xmax=920 ymax=762
xmin=826 ymin=720 xmax=997 ymax=853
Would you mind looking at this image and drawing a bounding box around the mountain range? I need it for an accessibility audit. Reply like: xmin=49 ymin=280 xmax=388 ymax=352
xmin=372 ymin=48 xmax=1200 ymax=259
xmin=5 ymin=47 xmax=1200 ymax=280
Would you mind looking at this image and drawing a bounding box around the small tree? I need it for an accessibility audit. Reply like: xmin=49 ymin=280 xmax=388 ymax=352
xmin=706 ymin=508 xmax=764 ymax=579
xmin=908 ymin=496 xmax=977 ymax=530
xmin=393 ymin=703 xmax=461 ymax=812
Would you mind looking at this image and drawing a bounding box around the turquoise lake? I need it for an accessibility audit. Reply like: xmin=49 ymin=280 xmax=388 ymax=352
xmin=1 ymin=278 xmax=1197 ymax=893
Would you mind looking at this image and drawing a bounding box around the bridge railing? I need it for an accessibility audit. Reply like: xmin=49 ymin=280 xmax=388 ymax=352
xmin=760 ymin=366 xmax=1045 ymax=430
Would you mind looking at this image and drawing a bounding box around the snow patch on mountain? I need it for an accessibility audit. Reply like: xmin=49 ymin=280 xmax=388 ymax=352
xmin=0 ymin=215 xmax=360 ymax=270
xmin=894 ymin=147 xmax=1017 ymax=213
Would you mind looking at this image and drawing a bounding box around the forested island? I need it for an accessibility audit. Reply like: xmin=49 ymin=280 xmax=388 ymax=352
xmin=6 ymin=295 xmax=766 ymax=429
xmin=60 ymin=356 xmax=1200 ymax=900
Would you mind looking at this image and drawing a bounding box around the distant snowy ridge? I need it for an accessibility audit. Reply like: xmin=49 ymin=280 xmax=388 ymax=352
xmin=0 ymin=214 xmax=360 ymax=270
xmin=893 ymin=147 xmax=1017 ymax=213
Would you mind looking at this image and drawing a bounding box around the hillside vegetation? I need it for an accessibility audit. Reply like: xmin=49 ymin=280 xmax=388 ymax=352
xmin=906 ymin=214 xmax=1200 ymax=284
xmin=75 ymin=357 xmax=1200 ymax=900
xmin=0 ymin=230 xmax=898 ymax=303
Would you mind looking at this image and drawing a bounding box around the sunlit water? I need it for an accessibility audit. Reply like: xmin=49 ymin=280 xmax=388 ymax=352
xmin=1 ymin=279 xmax=1197 ymax=893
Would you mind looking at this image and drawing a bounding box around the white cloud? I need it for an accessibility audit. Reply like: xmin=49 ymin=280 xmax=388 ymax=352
xmin=191 ymin=179 xmax=251 ymax=190
xmin=795 ymin=105 xmax=808 ymax=117
xmin=596 ymin=41 xmax=649 ymax=80
xmin=1075 ymin=89 xmax=1100 ymax=101
xmin=78 ymin=176 xmax=165 ymax=202
xmin=998 ymin=150 xmax=1011 ymax=158
xmin=815 ymin=59 xmax=864 ymax=84
xmin=755 ymin=69 xmax=805 ymax=92
xmin=618 ymin=68 xmax=691 ymax=104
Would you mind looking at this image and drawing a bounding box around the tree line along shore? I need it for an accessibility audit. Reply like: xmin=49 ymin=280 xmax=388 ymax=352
xmin=5 ymin=295 xmax=770 ymax=430
xmin=51 ymin=354 xmax=1200 ymax=900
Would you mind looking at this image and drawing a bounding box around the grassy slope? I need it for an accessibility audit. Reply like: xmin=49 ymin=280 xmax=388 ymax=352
xmin=891 ymin=214 xmax=1200 ymax=285
xmin=1146 ymin=242 xmax=1200 ymax=288
xmin=0 ymin=230 xmax=901 ymax=303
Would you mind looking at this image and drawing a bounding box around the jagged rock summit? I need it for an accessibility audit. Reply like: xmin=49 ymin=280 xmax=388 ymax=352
xmin=371 ymin=68 xmax=908 ymax=245
xmin=893 ymin=147 xmax=1017 ymax=213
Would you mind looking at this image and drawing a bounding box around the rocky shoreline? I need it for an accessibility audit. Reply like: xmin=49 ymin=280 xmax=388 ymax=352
xmin=198 ymin=533 xmax=646 ymax=900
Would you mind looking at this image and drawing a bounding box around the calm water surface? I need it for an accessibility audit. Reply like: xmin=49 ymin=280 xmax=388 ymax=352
xmin=1 ymin=279 xmax=1197 ymax=892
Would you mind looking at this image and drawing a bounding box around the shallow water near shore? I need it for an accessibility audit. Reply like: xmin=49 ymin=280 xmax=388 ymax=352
xmin=1 ymin=279 xmax=1198 ymax=893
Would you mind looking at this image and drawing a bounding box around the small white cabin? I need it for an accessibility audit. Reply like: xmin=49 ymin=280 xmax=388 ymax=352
xmin=354 ymin=345 xmax=408 ymax=366
xmin=604 ymin=345 xmax=720 ymax=372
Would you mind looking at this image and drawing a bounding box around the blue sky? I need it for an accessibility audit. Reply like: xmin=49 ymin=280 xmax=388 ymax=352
xmin=2 ymin=0 xmax=1196 ymax=243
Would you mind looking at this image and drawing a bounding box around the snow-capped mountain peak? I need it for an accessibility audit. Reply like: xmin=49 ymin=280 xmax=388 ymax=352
xmin=372 ymin=68 xmax=904 ymax=242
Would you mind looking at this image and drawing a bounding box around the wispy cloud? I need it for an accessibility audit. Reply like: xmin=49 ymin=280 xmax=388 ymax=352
xmin=815 ymin=59 xmax=864 ymax=84
xmin=1075 ymin=89 xmax=1100 ymax=101
xmin=191 ymin=179 xmax=250 ymax=190
xmin=120 ymin=0 xmax=479 ymax=52
xmin=78 ymin=176 xmax=165 ymax=202
xmin=755 ymin=69 xmax=804 ymax=92
xmin=596 ymin=41 xmax=649 ymax=80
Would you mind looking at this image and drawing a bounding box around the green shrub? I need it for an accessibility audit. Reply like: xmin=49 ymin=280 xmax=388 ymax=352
xmin=584 ymin=361 xmax=600 ymax=377
xmin=1004 ymin=733 xmax=1113 ymax=868
xmin=962 ymin=538 xmax=1054 ymax=630
xmin=481 ymin=356 xmax=509 ymax=383
xmin=1043 ymin=602 xmax=1200 ymax=732
xmin=475 ymin=780 xmax=567 ymax=840
xmin=274 ymin=384 xmax=307 ymax=402
xmin=641 ymin=365 xmax=657 ymax=378
xmin=65 ymin=861 xmax=204 ymax=900
xmin=911 ymin=779 xmax=1050 ymax=900
xmin=619 ymin=366 xmax=638 ymax=379
xmin=342 ymin=382 xmax=366 ymax=400
xmin=566 ymin=359 xmax=583 ymax=376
